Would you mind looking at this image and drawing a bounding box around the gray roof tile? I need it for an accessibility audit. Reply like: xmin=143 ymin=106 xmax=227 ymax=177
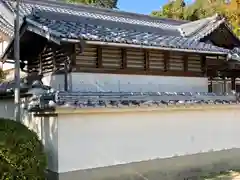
xmin=25 ymin=91 xmax=239 ymax=111
xmin=0 ymin=0 xmax=236 ymax=42
xmin=25 ymin=11 xmax=229 ymax=54
xmin=0 ymin=15 xmax=13 ymax=37
xmin=0 ymin=0 xmax=237 ymax=56
xmin=4 ymin=0 xmax=180 ymax=31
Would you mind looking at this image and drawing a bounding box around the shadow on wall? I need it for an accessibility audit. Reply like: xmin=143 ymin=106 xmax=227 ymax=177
xmin=108 ymin=151 xmax=240 ymax=180
xmin=21 ymin=110 xmax=58 ymax=172
xmin=58 ymin=149 xmax=240 ymax=180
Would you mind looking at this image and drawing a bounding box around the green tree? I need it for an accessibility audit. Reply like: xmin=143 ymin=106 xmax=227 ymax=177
xmin=0 ymin=118 xmax=47 ymax=180
xmin=151 ymin=0 xmax=239 ymax=37
xmin=66 ymin=0 xmax=118 ymax=8
xmin=151 ymin=0 xmax=186 ymax=20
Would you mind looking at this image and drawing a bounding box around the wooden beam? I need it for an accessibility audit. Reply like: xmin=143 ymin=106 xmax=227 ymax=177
xmin=163 ymin=51 xmax=169 ymax=72
xmin=96 ymin=46 xmax=102 ymax=68
xmin=183 ymin=55 xmax=188 ymax=72
xmin=121 ymin=48 xmax=127 ymax=69
xmin=144 ymin=50 xmax=149 ymax=71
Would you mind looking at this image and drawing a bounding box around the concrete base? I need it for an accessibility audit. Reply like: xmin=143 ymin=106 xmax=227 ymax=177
xmin=47 ymin=148 xmax=240 ymax=180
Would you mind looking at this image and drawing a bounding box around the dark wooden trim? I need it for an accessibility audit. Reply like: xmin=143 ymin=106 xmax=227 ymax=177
xmin=34 ymin=113 xmax=58 ymax=117
xmin=96 ymin=46 xmax=103 ymax=68
xmin=73 ymin=65 xmax=202 ymax=77
xmin=208 ymin=77 xmax=213 ymax=92
xmin=183 ymin=55 xmax=188 ymax=72
xmin=163 ymin=52 xmax=169 ymax=72
xmin=71 ymin=44 xmax=77 ymax=67
xmin=144 ymin=50 xmax=149 ymax=71
xmin=121 ymin=48 xmax=127 ymax=69
xmin=201 ymin=55 xmax=207 ymax=77
xmin=39 ymin=53 xmax=43 ymax=75
xmin=64 ymin=58 xmax=69 ymax=91
xmin=231 ymin=77 xmax=236 ymax=90
xmin=52 ymin=45 xmax=57 ymax=72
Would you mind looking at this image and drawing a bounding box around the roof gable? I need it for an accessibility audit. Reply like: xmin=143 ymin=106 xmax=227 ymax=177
xmin=179 ymin=14 xmax=240 ymax=45
xmin=178 ymin=14 xmax=221 ymax=38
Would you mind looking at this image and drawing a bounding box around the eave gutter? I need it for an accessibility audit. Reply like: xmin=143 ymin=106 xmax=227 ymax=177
xmin=60 ymin=38 xmax=228 ymax=56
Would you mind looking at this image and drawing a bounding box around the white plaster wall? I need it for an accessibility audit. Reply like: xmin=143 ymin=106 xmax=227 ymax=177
xmin=42 ymin=72 xmax=208 ymax=92
xmin=42 ymin=74 xmax=65 ymax=91
xmin=57 ymin=109 xmax=240 ymax=173
xmin=0 ymin=99 xmax=15 ymax=119
xmin=0 ymin=41 xmax=8 ymax=55
xmin=21 ymin=112 xmax=59 ymax=172
xmin=0 ymin=41 xmax=14 ymax=70
xmin=4 ymin=69 xmax=26 ymax=81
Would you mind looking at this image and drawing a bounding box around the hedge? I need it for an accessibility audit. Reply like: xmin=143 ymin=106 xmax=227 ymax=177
xmin=0 ymin=118 xmax=47 ymax=180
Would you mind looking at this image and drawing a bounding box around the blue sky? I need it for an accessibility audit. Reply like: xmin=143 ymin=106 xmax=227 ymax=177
xmin=118 ymin=0 xmax=193 ymax=15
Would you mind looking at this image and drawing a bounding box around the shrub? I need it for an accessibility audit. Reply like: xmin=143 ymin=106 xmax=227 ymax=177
xmin=0 ymin=118 xmax=47 ymax=180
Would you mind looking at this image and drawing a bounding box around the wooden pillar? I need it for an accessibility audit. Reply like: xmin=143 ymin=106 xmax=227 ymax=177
xmin=231 ymin=77 xmax=236 ymax=91
xmin=64 ymin=60 xmax=68 ymax=91
xmin=71 ymin=44 xmax=77 ymax=67
xmin=201 ymin=55 xmax=207 ymax=77
xmin=52 ymin=46 xmax=57 ymax=72
xmin=223 ymin=76 xmax=227 ymax=93
xmin=144 ymin=50 xmax=149 ymax=71
xmin=96 ymin=46 xmax=102 ymax=68
xmin=183 ymin=55 xmax=188 ymax=72
xmin=121 ymin=48 xmax=127 ymax=69
xmin=163 ymin=51 xmax=169 ymax=72
xmin=39 ymin=53 xmax=43 ymax=75
xmin=209 ymin=77 xmax=213 ymax=92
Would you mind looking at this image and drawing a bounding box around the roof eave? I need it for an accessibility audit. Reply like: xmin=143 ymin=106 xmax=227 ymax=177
xmin=70 ymin=39 xmax=228 ymax=56
xmin=26 ymin=25 xmax=61 ymax=45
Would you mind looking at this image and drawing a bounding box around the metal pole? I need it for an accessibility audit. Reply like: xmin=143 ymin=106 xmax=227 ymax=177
xmin=14 ymin=0 xmax=21 ymax=122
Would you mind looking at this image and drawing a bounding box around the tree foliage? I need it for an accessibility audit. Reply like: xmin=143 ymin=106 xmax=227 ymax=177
xmin=151 ymin=0 xmax=240 ymax=36
xmin=0 ymin=118 xmax=47 ymax=180
xmin=66 ymin=0 xmax=118 ymax=8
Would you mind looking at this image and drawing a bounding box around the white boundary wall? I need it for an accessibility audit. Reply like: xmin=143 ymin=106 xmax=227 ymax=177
xmin=56 ymin=107 xmax=240 ymax=173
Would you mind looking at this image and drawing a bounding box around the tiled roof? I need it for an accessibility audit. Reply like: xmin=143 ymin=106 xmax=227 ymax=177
xmin=0 ymin=14 xmax=13 ymax=37
xmin=0 ymin=0 xmax=238 ymax=56
xmin=3 ymin=0 xmax=182 ymax=34
xmin=0 ymin=0 xmax=230 ymax=40
xmin=25 ymin=90 xmax=239 ymax=112
xmin=0 ymin=1 xmax=13 ymax=37
xmin=0 ymin=79 xmax=238 ymax=111
xmin=24 ymin=11 xmax=229 ymax=54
